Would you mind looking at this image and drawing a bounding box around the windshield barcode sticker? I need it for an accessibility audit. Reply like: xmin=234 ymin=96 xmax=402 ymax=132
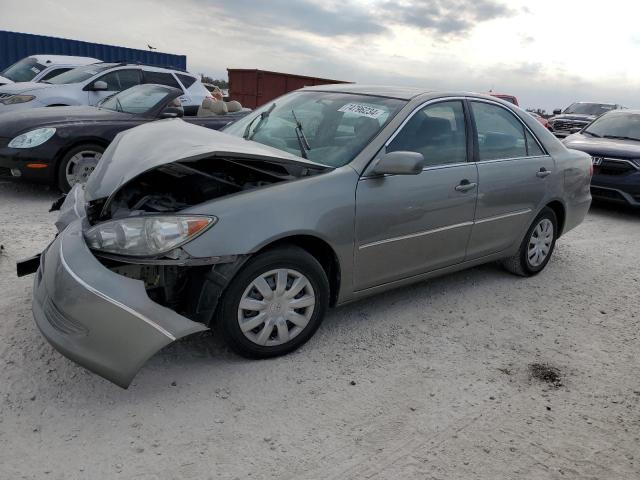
xmin=338 ymin=103 xmax=385 ymax=119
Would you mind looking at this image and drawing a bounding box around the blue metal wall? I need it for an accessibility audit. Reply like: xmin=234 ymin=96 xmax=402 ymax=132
xmin=0 ymin=31 xmax=187 ymax=71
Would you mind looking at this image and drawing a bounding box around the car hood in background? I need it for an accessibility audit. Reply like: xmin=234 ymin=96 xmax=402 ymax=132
xmin=551 ymin=113 xmax=597 ymax=123
xmin=85 ymin=119 xmax=331 ymax=201
xmin=0 ymin=81 xmax=57 ymax=94
xmin=0 ymin=106 xmax=134 ymax=136
xmin=563 ymin=134 xmax=640 ymax=158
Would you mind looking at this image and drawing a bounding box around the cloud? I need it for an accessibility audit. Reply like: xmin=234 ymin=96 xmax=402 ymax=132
xmin=379 ymin=0 xmax=515 ymax=35
xmin=199 ymin=0 xmax=386 ymax=37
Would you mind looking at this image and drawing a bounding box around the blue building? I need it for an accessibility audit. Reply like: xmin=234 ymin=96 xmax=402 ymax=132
xmin=0 ymin=30 xmax=187 ymax=71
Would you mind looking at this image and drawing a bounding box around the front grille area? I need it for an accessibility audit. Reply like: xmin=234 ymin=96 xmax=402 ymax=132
xmin=0 ymin=93 xmax=12 ymax=99
xmin=0 ymin=166 xmax=11 ymax=177
xmin=595 ymin=158 xmax=639 ymax=176
xmin=552 ymin=120 xmax=587 ymax=131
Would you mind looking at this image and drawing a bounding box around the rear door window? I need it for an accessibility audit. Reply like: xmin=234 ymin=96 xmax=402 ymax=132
xmin=95 ymin=69 xmax=141 ymax=91
xmin=143 ymin=71 xmax=182 ymax=90
xmin=471 ymin=102 xmax=528 ymax=161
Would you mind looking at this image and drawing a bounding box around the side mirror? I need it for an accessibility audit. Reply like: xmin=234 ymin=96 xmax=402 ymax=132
xmin=159 ymin=106 xmax=184 ymax=119
xmin=371 ymin=151 xmax=425 ymax=176
xmin=553 ymin=108 xmax=562 ymax=115
xmin=91 ymin=80 xmax=108 ymax=91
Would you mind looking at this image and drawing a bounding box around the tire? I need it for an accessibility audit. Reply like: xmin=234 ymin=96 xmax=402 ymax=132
xmin=57 ymin=144 xmax=104 ymax=193
xmin=502 ymin=207 xmax=558 ymax=277
xmin=215 ymin=246 xmax=330 ymax=358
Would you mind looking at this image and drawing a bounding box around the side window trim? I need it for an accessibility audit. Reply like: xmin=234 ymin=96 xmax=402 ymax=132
xmin=466 ymin=97 xmax=549 ymax=161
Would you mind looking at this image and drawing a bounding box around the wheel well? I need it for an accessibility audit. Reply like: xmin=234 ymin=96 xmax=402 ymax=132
xmin=257 ymin=236 xmax=341 ymax=307
xmin=54 ymin=139 xmax=110 ymax=171
xmin=546 ymin=200 xmax=566 ymax=237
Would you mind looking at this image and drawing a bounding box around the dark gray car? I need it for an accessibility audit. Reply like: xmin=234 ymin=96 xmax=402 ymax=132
xmin=25 ymin=85 xmax=592 ymax=387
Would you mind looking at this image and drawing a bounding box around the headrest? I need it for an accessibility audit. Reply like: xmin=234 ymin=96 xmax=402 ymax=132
xmin=226 ymin=100 xmax=242 ymax=112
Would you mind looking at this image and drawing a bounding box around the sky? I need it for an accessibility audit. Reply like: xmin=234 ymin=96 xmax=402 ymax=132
xmin=2 ymin=0 xmax=639 ymax=111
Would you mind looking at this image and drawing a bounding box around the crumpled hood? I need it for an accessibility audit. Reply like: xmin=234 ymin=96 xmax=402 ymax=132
xmin=85 ymin=118 xmax=326 ymax=201
xmin=0 ymin=75 xmax=13 ymax=85
xmin=0 ymin=81 xmax=54 ymax=94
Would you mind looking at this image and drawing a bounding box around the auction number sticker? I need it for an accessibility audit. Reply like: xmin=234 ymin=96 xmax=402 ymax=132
xmin=338 ymin=103 xmax=385 ymax=119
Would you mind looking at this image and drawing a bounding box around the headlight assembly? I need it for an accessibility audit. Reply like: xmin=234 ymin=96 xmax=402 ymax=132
xmin=8 ymin=127 xmax=56 ymax=149
xmin=0 ymin=94 xmax=35 ymax=105
xmin=85 ymin=215 xmax=216 ymax=257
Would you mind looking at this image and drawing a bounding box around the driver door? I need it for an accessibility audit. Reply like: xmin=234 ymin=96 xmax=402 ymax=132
xmin=87 ymin=69 xmax=142 ymax=106
xmin=354 ymin=100 xmax=478 ymax=290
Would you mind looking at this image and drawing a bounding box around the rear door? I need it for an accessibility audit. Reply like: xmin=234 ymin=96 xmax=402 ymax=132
xmin=465 ymin=99 xmax=555 ymax=259
xmin=354 ymin=99 xmax=478 ymax=290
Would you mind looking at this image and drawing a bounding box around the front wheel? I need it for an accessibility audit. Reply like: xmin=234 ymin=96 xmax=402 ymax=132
xmin=57 ymin=144 xmax=104 ymax=193
xmin=215 ymin=246 xmax=330 ymax=358
xmin=502 ymin=207 xmax=558 ymax=277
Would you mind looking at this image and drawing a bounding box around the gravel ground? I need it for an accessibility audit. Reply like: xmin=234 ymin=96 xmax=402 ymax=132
xmin=0 ymin=179 xmax=638 ymax=480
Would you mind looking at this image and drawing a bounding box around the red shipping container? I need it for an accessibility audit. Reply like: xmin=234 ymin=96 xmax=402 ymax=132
xmin=228 ymin=69 xmax=350 ymax=109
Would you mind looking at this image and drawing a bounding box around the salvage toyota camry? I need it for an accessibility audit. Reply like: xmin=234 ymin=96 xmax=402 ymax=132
xmin=20 ymin=85 xmax=592 ymax=387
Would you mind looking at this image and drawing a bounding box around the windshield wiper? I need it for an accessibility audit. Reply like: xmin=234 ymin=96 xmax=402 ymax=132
xmin=243 ymin=102 xmax=276 ymax=140
xmin=582 ymin=130 xmax=600 ymax=138
xmin=115 ymin=97 xmax=124 ymax=113
xmin=603 ymin=134 xmax=640 ymax=141
xmin=291 ymin=109 xmax=311 ymax=159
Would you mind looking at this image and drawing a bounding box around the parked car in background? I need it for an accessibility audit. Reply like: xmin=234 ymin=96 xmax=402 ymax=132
xmin=19 ymin=85 xmax=592 ymax=387
xmin=0 ymin=62 xmax=210 ymax=115
xmin=563 ymin=109 xmax=640 ymax=207
xmin=0 ymin=84 xmax=249 ymax=192
xmin=490 ymin=93 xmax=519 ymax=106
xmin=0 ymin=55 xmax=99 ymax=86
xmin=549 ymin=102 xmax=624 ymax=138
xmin=529 ymin=112 xmax=552 ymax=131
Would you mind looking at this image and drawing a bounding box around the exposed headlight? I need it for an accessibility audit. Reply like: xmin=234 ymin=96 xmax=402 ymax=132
xmin=85 ymin=215 xmax=216 ymax=257
xmin=0 ymin=94 xmax=35 ymax=105
xmin=8 ymin=127 xmax=56 ymax=149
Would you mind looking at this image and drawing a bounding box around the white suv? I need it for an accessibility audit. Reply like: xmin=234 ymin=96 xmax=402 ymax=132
xmin=0 ymin=55 xmax=100 ymax=86
xmin=0 ymin=63 xmax=210 ymax=115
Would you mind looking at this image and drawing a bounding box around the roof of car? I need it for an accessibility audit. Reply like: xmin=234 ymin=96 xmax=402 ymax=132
xmin=300 ymin=84 xmax=519 ymax=104
xmin=301 ymin=84 xmax=432 ymax=100
xmin=30 ymin=55 xmax=100 ymax=65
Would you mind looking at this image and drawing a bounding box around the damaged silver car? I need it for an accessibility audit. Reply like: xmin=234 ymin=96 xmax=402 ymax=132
xmin=20 ymin=85 xmax=593 ymax=387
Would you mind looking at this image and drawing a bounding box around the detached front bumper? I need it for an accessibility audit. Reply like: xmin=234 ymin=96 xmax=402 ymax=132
xmin=32 ymin=220 xmax=208 ymax=388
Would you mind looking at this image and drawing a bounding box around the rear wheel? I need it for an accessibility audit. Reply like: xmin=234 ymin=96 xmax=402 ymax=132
xmin=502 ymin=207 xmax=558 ymax=277
xmin=57 ymin=144 xmax=104 ymax=193
xmin=215 ymin=246 xmax=329 ymax=358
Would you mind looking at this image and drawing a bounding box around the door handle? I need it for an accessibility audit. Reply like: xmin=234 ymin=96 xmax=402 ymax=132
xmin=536 ymin=167 xmax=552 ymax=178
xmin=455 ymin=180 xmax=477 ymax=192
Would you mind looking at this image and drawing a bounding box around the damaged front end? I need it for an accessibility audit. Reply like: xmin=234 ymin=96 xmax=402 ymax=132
xmin=29 ymin=120 xmax=330 ymax=387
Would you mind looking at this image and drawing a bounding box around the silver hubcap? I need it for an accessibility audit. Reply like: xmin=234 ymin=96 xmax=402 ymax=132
xmin=528 ymin=218 xmax=554 ymax=267
xmin=238 ymin=269 xmax=315 ymax=346
xmin=66 ymin=150 xmax=102 ymax=187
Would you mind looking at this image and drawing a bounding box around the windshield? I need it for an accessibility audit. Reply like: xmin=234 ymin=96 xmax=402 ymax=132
xmin=564 ymin=103 xmax=616 ymax=116
xmin=583 ymin=112 xmax=640 ymax=141
xmin=46 ymin=63 xmax=117 ymax=85
xmin=1 ymin=57 xmax=46 ymax=82
xmin=100 ymin=84 xmax=175 ymax=115
xmin=224 ymin=91 xmax=406 ymax=167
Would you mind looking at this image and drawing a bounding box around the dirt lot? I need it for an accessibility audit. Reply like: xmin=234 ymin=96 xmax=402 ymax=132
xmin=0 ymin=180 xmax=638 ymax=480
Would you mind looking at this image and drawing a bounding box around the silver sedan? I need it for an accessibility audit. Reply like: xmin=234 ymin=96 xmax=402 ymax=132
xmin=23 ymin=85 xmax=592 ymax=387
